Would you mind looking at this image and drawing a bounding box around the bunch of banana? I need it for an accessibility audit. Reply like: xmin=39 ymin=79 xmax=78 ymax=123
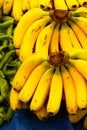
xmin=10 ymin=48 xmax=87 ymax=121
xmin=0 ymin=0 xmax=53 ymax=21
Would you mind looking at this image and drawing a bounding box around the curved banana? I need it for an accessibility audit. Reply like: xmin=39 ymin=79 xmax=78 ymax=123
xmin=71 ymin=16 xmax=87 ymax=35
xmin=65 ymin=0 xmax=79 ymax=10
xmin=68 ymin=48 xmax=87 ymax=60
xmin=61 ymin=65 xmax=78 ymax=114
xmin=68 ymin=109 xmax=87 ymax=123
xmin=29 ymin=0 xmax=40 ymax=8
xmin=3 ymin=0 xmax=13 ymax=15
xmin=10 ymin=88 xmax=21 ymax=110
xmin=19 ymin=15 xmax=52 ymax=62
xmin=0 ymin=0 xmax=4 ymax=8
xmin=35 ymin=105 xmax=48 ymax=120
xmin=49 ymin=23 xmax=60 ymax=53
xmin=18 ymin=61 xmax=50 ymax=103
xmin=22 ymin=0 xmax=30 ymax=11
xmin=13 ymin=8 xmax=49 ymax=48
xmin=39 ymin=0 xmax=52 ymax=10
xmin=47 ymin=67 xmax=63 ymax=116
xmin=30 ymin=66 xmax=54 ymax=112
xmin=12 ymin=53 xmax=46 ymax=91
xmin=77 ymin=0 xmax=87 ymax=7
xmin=11 ymin=0 xmax=23 ymax=21
xmin=60 ymin=23 xmax=81 ymax=52
xmin=54 ymin=0 xmax=68 ymax=10
xmin=71 ymin=6 xmax=87 ymax=17
xmin=68 ymin=58 xmax=87 ymax=80
xmin=35 ymin=21 xmax=56 ymax=59
xmin=65 ymin=63 xmax=87 ymax=109
xmin=68 ymin=20 xmax=87 ymax=49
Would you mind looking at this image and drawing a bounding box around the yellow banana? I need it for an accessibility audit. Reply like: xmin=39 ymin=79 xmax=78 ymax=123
xmin=22 ymin=0 xmax=30 ymax=11
xmin=3 ymin=0 xmax=13 ymax=15
xmin=65 ymin=63 xmax=87 ymax=109
xmin=19 ymin=15 xmax=52 ymax=62
xmin=29 ymin=0 xmax=40 ymax=8
xmin=13 ymin=8 xmax=49 ymax=48
xmin=65 ymin=0 xmax=79 ymax=10
xmin=47 ymin=67 xmax=63 ymax=116
xmin=49 ymin=23 xmax=60 ymax=53
xmin=68 ymin=20 xmax=87 ymax=49
xmin=61 ymin=65 xmax=78 ymax=114
xmin=54 ymin=0 xmax=68 ymax=10
xmin=11 ymin=0 xmax=23 ymax=21
xmin=39 ymin=0 xmax=52 ymax=10
xmin=30 ymin=66 xmax=54 ymax=112
xmin=60 ymin=23 xmax=74 ymax=51
xmin=71 ymin=16 xmax=87 ymax=35
xmin=68 ymin=48 xmax=87 ymax=60
xmin=35 ymin=21 xmax=56 ymax=59
xmin=0 ymin=0 xmax=4 ymax=8
xmin=71 ymin=6 xmax=87 ymax=17
xmin=68 ymin=58 xmax=87 ymax=80
xmin=12 ymin=53 xmax=46 ymax=91
xmin=35 ymin=105 xmax=48 ymax=120
xmin=68 ymin=109 xmax=87 ymax=123
xmin=77 ymin=0 xmax=87 ymax=7
xmin=18 ymin=61 xmax=50 ymax=103
xmin=10 ymin=88 xmax=21 ymax=110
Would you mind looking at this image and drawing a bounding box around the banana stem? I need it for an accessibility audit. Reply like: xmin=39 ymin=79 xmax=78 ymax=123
xmin=49 ymin=9 xmax=71 ymax=23
xmin=48 ymin=51 xmax=69 ymax=67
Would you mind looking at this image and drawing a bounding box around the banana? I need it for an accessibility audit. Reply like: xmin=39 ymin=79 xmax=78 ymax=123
xmin=68 ymin=20 xmax=87 ymax=49
xmin=61 ymin=65 xmax=78 ymax=114
xmin=68 ymin=48 xmax=87 ymax=60
xmin=60 ymin=23 xmax=81 ymax=52
xmin=0 ymin=0 xmax=4 ymax=8
xmin=12 ymin=53 xmax=46 ymax=91
xmin=18 ymin=61 xmax=50 ymax=103
xmin=60 ymin=23 xmax=73 ymax=51
xmin=71 ymin=16 xmax=87 ymax=35
xmin=35 ymin=105 xmax=48 ymax=120
xmin=71 ymin=6 xmax=87 ymax=17
xmin=3 ymin=0 xmax=13 ymax=15
xmin=83 ymin=116 xmax=87 ymax=129
xmin=13 ymin=8 xmax=49 ymax=48
xmin=10 ymin=88 xmax=21 ymax=110
xmin=39 ymin=0 xmax=52 ymax=10
xmin=77 ymin=0 xmax=87 ymax=7
xmin=35 ymin=21 xmax=56 ymax=59
xmin=11 ymin=0 xmax=23 ymax=21
xmin=49 ymin=23 xmax=60 ymax=53
xmin=54 ymin=0 xmax=68 ymax=10
xmin=19 ymin=15 xmax=52 ymax=62
xmin=47 ymin=67 xmax=63 ymax=116
xmin=68 ymin=58 xmax=87 ymax=80
xmin=22 ymin=0 xmax=30 ymax=11
xmin=29 ymin=0 xmax=40 ymax=8
xmin=65 ymin=0 xmax=79 ymax=10
xmin=30 ymin=66 xmax=54 ymax=112
xmin=68 ymin=109 xmax=87 ymax=123
xmin=65 ymin=63 xmax=87 ymax=109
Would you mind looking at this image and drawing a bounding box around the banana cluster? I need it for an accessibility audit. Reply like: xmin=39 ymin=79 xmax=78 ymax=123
xmin=13 ymin=7 xmax=87 ymax=62
xmin=1 ymin=0 xmax=87 ymax=21
xmin=0 ymin=0 xmax=53 ymax=21
xmin=7 ymin=1 xmax=87 ymax=121
xmin=10 ymin=49 xmax=87 ymax=120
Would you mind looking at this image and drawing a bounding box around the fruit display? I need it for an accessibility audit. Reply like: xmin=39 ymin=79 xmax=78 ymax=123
xmin=1 ymin=0 xmax=87 ymax=129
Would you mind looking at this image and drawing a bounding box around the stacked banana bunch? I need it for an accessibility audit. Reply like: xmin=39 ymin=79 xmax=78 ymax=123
xmin=6 ymin=0 xmax=87 ymax=127
xmin=0 ymin=0 xmax=87 ymax=21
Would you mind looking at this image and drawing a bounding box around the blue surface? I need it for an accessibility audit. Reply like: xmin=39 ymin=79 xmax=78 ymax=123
xmin=0 ymin=102 xmax=86 ymax=130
